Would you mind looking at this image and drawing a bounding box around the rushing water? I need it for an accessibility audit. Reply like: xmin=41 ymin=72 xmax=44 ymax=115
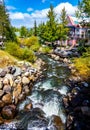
xmin=0 ymin=54 xmax=71 ymax=130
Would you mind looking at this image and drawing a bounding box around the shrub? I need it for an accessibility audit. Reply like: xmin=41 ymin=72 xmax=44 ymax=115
xmin=25 ymin=36 xmax=39 ymax=47
xmin=5 ymin=42 xmax=23 ymax=58
xmin=22 ymin=47 xmax=36 ymax=62
xmin=30 ymin=43 xmax=40 ymax=52
xmin=40 ymin=46 xmax=52 ymax=54
xmin=5 ymin=42 xmax=36 ymax=63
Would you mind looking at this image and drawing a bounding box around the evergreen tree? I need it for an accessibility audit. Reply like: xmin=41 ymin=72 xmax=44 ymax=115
xmin=20 ymin=26 xmax=28 ymax=38
xmin=40 ymin=4 xmax=58 ymax=42
xmin=34 ymin=20 xmax=37 ymax=36
xmin=0 ymin=4 xmax=16 ymax=41
xmin=57 ymin=7 xmax=69 ymax=41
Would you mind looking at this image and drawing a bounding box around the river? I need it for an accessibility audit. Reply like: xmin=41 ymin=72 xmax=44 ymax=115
xmin=0 ymin=54 xmax=71 ymax=130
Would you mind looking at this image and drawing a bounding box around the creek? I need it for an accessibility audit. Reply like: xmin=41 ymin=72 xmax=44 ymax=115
xmin=0 ymin=54 xmax=71 ymax=130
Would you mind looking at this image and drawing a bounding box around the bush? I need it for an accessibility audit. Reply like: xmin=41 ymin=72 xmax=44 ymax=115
xmin=40 ymin=46 xmax=52 ymax=54
xmin=30 ymin=43 xmax=40 ymax=52
xmin=22 ymin=47 xmax=36 ymax=62
xmin=25 ymin=36 xmax=39 ymax=48
xmin=5 ymin=42 xmax=36 ymax=63
xmin=5 ymin=42 xmax=23 ymax=58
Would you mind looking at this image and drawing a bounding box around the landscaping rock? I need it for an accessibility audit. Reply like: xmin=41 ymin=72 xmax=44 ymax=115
xmin=2 ymin=93 xmax=12 ymax=104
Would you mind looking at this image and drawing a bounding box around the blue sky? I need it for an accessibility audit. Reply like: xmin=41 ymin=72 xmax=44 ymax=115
xmin=4 ymin=0 xmax=80 ymax=28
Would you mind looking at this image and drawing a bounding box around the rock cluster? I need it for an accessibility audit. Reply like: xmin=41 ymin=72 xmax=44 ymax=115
xmin=0 ymin=59 xmax=44 ymax=123
xmin=63 ymin=80 xmax=90 ymax=130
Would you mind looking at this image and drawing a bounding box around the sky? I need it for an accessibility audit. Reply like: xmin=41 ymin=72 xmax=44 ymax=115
xmin=4 ymin=0 xmax=80 ymax=28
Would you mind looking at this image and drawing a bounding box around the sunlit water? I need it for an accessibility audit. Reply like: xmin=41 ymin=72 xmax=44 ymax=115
xmin=0 ymin=54 xmax=70 ymax=130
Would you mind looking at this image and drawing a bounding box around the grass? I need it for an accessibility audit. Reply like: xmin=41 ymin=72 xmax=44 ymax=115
xmin=0 ymin=50 xmax=18 ymax=68
xmin=73 ymin=52 xmax=90 ymax=79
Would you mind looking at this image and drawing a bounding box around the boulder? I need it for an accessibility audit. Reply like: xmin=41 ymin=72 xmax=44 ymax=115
xmin=3 ymin=85 xmax=12 ymax=93
xmin=2 ymin=93 xmax=12 ymax=104
xmin=3 ymin=78 xmax=9 ymax=85
xmin=1 ymin=105 xmax=16 ymax=119
xmin=22 ymin=77 xmax=30 ymax=85
xmin=0 ymin=70 xmax=7 ymax=78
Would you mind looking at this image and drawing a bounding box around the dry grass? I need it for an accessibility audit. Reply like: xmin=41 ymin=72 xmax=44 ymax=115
xmin=0 ymin=50 xmax=18 ymax=68
xmin=73 ymin=56 xmax=90 ymax=79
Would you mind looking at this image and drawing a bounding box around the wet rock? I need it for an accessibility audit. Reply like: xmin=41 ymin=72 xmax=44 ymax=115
xmin=0 ymin=70 xmax=7 ymax=78
xmin=25 ymin=103 xmax=33 ymax=111
xmin=50 ymin=115 xmax=64 ymax=130
xmin=63 ymin=97 xmax=69 ymax=108
xmin=2 ymin=93 xmax=12 ymax=104
xmin=22 ymin=76 xmax=30 ymax=85
xmin=1 ymin=105 xmax=16 ymax=119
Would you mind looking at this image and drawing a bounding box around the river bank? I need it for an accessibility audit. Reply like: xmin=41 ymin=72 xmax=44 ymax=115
xmin=0 ymin=58 xmax=45 ymax=125
xmin=49 ymin=48 xmax=90 ymax=130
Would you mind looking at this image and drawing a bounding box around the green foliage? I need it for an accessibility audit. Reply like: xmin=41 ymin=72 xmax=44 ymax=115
xmin=20 ymin=26 xmax=28 ymax=38
xmin=40 ymin=46 xmax=52 ymax=54
xmin=30 ymin=43 xmax=40 ymax=52
xmin=5 ymin=42 xmax=36 ymax=62
xmin=0 ymin=5 xmax=16 ymax=41
xmin=76 ymin=0 xmax=90 ymax=26
xmin=38 ymin=4 xmax=58 ymax=42
xmin=60 ymin=7 xmax=68 ymax=26
xmin=22 ymin=47 xmax=36 ymax=62
xmin=34 ymin=20 xmax=37 ymax=36
xmin=25 ymin=36 xmax=39 ymax=47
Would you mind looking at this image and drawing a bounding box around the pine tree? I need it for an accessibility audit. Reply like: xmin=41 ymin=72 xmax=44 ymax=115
xmin=44 ymin=4 xmax=58 ymax=42
xmin=57 ymin=7 xmax=69 ymax=41
xmin=0 ymin=4 xmax=16 ymax=41
xmin=34 ymin=20 xmax=37 ymax=36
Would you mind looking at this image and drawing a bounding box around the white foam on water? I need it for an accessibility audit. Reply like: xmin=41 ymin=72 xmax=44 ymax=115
xmin=58 ymin=86 xmax=68 ymax=95
xmin=42 ymin=99 xmax=66 ymax=123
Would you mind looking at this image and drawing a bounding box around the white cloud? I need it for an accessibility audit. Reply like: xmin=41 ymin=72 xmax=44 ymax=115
xmin=27 ymin=8 xmax=33 ymax=12
xmin=9 ymin=2 xmax=77 ymax=28
xmin=55 ymin=2 xmax=77 ymax=16
xmin=6 ymin=5 xmax=16 ymax=10
xmin=9 ymin=12 xmax=25 ymax=19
